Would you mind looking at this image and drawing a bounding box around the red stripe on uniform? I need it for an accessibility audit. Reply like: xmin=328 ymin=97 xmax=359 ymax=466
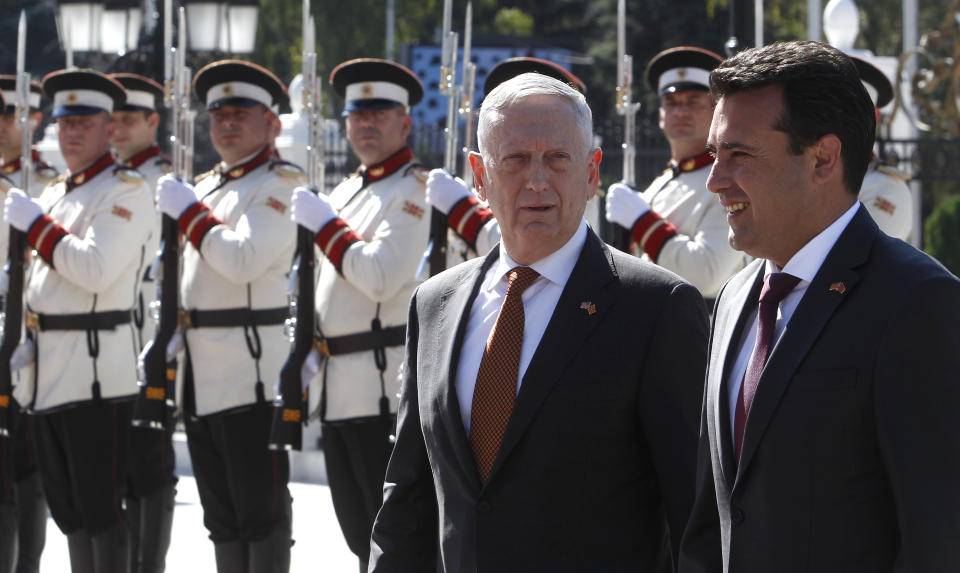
xmin=447 ymin=196 xmax=494 ymax=250
xmin=631 ymin=210 xmax=678 ymax=261
xmin=186 ymin=213 xmax=223 ymax=250
xmin=27 ymin=214 xmax=70 ymax=265
xmin=315 ymin=218 xmax=362 ymax=273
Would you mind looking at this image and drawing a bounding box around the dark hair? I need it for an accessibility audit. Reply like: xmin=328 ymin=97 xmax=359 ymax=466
xmin=710 ymin=41 xmax=875 ymax=194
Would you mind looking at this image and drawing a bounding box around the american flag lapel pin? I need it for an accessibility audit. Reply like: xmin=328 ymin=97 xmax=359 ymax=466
xmin=579 ymin=301 xmax=596 ymax=315
xmin=829 ymin=282 xmax=847 ymax=294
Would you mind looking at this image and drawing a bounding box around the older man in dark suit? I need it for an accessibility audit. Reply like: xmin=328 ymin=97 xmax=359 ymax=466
xmin=368 ymin=72 xmax=709 ymax=572
xmin=679 ymin=41 xmax=960 ymax=573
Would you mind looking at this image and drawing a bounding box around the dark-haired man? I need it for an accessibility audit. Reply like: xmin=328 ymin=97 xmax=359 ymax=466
xmin=679 ymin=41 xmax=960 ymax=573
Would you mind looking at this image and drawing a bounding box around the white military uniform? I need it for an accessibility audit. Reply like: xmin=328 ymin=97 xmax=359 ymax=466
xmin=312 ymin=148 xmax=430 ymax=421
xmin=0 ymin=153 xmax=59 ymax=267
xmin=122 ymin=145 xmax=171 ymax=346
xmin=444 ymin=196 xmax=501 ymax=267
xmin=19 ymin=153 xmax=154 ymax=410
xmin=859 ymin=159 xmax=912 ymax=241
xmin=180 ymin=146 xmax=299 ymax=416
xmin=635 ymin=156 xmax=748 ymax=299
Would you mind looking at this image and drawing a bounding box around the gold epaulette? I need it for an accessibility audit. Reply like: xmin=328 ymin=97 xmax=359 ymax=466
xmin=876 ymin=164 xmax=910 ymax=182
xmin=405 ymin=164 xmax=429 ymax=183
xmin=194 ymin=168 xmax=217 ymax=185
xmin=113 ymin=166 xmax=146 ymax=183
xmin=269 ymin=159 xmax=306 ymax=182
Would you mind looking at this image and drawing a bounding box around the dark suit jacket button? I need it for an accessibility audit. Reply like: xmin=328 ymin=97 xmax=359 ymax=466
xmin=731 ymin=507 xmax=744 ymax=524
xmin=477 ymin=501 xmax=491 ymax=513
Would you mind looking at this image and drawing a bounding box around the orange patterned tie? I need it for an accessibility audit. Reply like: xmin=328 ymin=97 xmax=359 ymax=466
xmin=470 ymin=266 xmax=540 ymax=483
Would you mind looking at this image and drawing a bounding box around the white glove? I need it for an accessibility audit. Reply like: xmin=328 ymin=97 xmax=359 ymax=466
xmin=10 ymin=339 xmax=35 ymax=371
xmin=272 ymin=348 xmax=322 ymax=395
xmin=137 ymin=329 xmax=185 ymax=370
xmin=605 ymin=183 xmax=651 ymax=229
xmin=291 ymin=187 xmax=336 ymax=233
xmin=4 ymin=188 xmax=44 ymax=232
xmin=156 ymin=174 xmax=197 ymax=219
xmin=425 ymin=168 xmax=470 ymax=214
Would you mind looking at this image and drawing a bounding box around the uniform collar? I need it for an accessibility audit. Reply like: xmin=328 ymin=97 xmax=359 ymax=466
xmin=217 ymin=145 xmax=273 ymax=183
xmin=669 ymin=150 xmax=713 ymax=176
xmin=1 ymin=149 xmax=42 ymax=175
xmin=66 ymin=152 xmax=116 ymax=192
xmin=123 ymin=144 xmax=165 ymax=169
xmin=361 ymin=146 xmax=413 ymax=185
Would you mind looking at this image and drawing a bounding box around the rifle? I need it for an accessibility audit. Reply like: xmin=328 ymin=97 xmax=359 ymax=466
xmin=418 ymin=0 xmax=459 ymax=279
xmin=611 ymin=0 xmax=641 ymax=252
xmin=132 ymin=3 xmax=191 ymax=430
xmin=269 ymin=0 xmax=324 ymax=451
xmin=459 ymin=2 xmax=476 ymax=187
xmin=0 ymin=11 xmax=31 ymax=438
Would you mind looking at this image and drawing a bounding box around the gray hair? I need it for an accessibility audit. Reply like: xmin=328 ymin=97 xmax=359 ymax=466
xmin=476 ymin=72 xmax=593 ymax=159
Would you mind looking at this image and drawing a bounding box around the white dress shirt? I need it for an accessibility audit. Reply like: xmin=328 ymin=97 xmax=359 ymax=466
xmin=727 ymin=202 xmax=860 ymax=435
xmin=456 ymin=220 xmax=588 ymax=434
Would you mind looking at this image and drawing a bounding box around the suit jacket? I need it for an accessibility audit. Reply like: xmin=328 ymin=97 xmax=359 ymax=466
xmin=679 ymin=207 xmax=960 ymax=573
xmin=370 ymin=228 xmax=709 ymax=573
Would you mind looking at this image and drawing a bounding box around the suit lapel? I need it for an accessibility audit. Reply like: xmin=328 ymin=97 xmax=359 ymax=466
xmin=436 ymin=249 xmax=499 ymax=487
xmin=736 ymin=208 xmax=877 ymax=479
xmin=711 ymin=262 xmax=764 ymax=486
xmin=487 ymin=230 xmax=616 ymax=484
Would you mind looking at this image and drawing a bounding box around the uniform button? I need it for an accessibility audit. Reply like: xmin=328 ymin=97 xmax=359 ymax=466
xmin=477 ymin=501 xmax=491 ymax=513
xmin=731 ymin=507 xmax=744 ymax=524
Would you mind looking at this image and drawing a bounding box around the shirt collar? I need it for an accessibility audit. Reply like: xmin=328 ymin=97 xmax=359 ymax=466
xmin=486 ymin=220 xmax=588 ymax=292
xmin=766 ymin=202 xmax=861 ymax=282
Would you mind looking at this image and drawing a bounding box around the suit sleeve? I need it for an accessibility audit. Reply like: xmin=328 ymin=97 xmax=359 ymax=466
xmin=637 ymin=280 xmax=709 ymax=563
xmin=874 ymin=275 xmax=960 ymax=570
xmin=369 ymin=288 xmax=439 ymax=572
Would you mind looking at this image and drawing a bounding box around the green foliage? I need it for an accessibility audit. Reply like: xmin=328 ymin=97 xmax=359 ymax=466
xmin=493 ymin=8 xmax=535 ymax=37
xmin=924 ymin=194 xmax=960 ymax=276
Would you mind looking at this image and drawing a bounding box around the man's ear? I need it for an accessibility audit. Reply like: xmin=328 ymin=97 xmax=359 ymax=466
xmin=812 ymin=133 xmax=841 ymax=185
xmin=469 ymin=151 xmax=486 ymax=200
xmin=147 ymin=111 xmax=160 ymax=131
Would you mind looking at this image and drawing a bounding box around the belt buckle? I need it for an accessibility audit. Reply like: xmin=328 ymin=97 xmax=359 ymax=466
xmin=313 ymin=337 xmax=330 ymax=358
xmin=25 ymin=311 xmax=39 ymax=332
xmin=178 ymin=309 xmax=192 ymax=329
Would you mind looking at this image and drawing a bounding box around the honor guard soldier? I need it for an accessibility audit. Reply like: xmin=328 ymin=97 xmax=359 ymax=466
xmin=110 ymin=72 xmax=176 ymax=573
xmin=3 ymin=68 xmax=155 ymax=572
xmin=0 ymin=76 xmax=59 ymax=197
xmin=426 ymin=57 xmax=588 ymax=266
xmin=290 ymin=58 xmax=428 ymax=571
xmin=155 ymin=59 xmax=298 ymax=572
xmin=605 ymin=47 xmax=748 ymax=301
xmin=0 ymin=78 xmax=51 ymax=573
xmin=851 ymin=57 xmax=913 ymax=241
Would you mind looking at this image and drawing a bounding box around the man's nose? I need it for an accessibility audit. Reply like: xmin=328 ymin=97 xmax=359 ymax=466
xmin=525 ymin=157 xmax=549 ymax=191
xmin=706 ymin=158 xmax=727 ymax=195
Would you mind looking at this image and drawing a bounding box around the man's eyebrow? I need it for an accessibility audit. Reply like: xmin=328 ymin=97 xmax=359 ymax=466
xmin=705 ymin=140 xmax=759 ymax=153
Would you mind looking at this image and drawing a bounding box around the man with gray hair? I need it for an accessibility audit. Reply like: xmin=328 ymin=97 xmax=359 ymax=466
xmin=369 ymin=72 xmax=708 ymax=572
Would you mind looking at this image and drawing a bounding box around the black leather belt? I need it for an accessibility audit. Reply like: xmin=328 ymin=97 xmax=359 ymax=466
xmin=314 ymin=325 xmax=406 ymax=357
xmin=179 ymin=307 xmax=288 ymax=329
xmin=25 ymin=309 xmax=133 ymax=331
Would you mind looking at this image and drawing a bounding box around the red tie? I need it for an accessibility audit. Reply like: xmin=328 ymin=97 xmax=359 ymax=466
xmin=470 ymin=266 xmax=540 ymax=483
xmin=733 ymin=272 xmax=801 ymax=462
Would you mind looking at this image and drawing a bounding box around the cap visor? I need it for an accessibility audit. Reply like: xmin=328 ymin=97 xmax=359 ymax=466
xmin=53 ymin=105 xmax=106 ymax=118
xmin=206 ymin=97 xmax=263 ymax=111
xmin=661 ymin=82 xmax=710 ymax=95
xmin=342 ymin=99 xmax=402 ymax=116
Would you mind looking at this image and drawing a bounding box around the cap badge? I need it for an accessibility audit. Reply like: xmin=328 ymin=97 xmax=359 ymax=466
xmin=677 ymin=68 xmax=688 ymax=80
xmin=828 ymin=282 xmax=847 ymax=294
xmin=66 ymin=92 xmax=79 ymax=104
xmin=579 ymin=301 xmax=596 ymax=315
xmin=222 ymin=85 xmax=233 ymax=97
xmin=361 ymin=83 xmax=374 ymax=98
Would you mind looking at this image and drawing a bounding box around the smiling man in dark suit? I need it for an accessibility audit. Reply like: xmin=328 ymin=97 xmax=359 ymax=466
xmin=368 ymin=72 xmax=709 ymax=572
xmin=679 ymin=41 xmax=960 ymax=573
